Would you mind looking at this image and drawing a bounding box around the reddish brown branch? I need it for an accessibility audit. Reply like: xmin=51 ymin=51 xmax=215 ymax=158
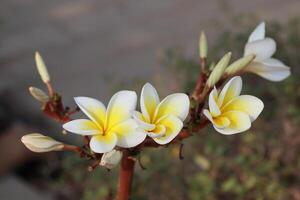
xmin=192 ymin=58 xmax=207 ymax=100
xmin=63 ymin=144 xmax=82 ymax=153
xmin=88 ymin=160 xmax=101 ymax=172
xmin=117 ymin=151 xmax=135 ymax=200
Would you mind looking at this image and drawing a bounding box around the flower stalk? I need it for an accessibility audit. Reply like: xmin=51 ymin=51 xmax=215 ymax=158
xmin=117 ymin=151 xmax=136 ymax=200
xmin=191 ymin=58 xmax=207 ymax=101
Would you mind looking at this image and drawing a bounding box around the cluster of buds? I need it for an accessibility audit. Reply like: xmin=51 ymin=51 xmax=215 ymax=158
xmin=22 ymin=22 xmax=291 ymax=171
xmin=29 ymin=52 xmax=79 ymax=123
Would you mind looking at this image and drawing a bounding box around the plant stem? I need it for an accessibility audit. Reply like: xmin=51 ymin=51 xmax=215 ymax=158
xmin=192 ymin=58 xmax=206 ymax=100
xmin=117 ymin=151 xmax=135 ymax=200
xmin=46 ymin=81 xmax=55 ymax=97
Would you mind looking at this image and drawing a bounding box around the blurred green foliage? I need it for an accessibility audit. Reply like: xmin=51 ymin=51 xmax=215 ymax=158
xmin=37 ymin=18 xmax=300 ymax=200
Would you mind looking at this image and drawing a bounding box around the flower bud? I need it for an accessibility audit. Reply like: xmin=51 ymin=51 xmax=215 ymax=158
xmin=35 ymin=52 xmax=50 ymax=83
xmin=199 ymin=31 xmax=208 ymax=59
xmin=21 ymin=133 xmax=64 ymax=153
xmin=209 ymin=62 xmax=215 ymax=71
xmin=29 ymin=87 xmax=49 ymax=103
xmin=225 ymin=54 xmax=255 ymax=75
xmin=206 ymin=52 xmax=232 ymax=87
xmin=100 ymin=150 xmax=122 ymax=169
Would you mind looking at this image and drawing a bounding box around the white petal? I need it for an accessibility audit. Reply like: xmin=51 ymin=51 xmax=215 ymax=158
xmin=208 ymin=88 xmax=221 ymax=117
xmin=245 ymin=59 xmax=291 ymax=81
xmin=154 ymin=93 xmax=190 ymax=122
xmin=153 ymin=115 xmax=183 ymax=145
xmin=74 ymin=97 xmax=106 ymax=128
xmin=262 ymin=58 xmax=285 ymax=66
xmin=222 ymin=95 xmax=264 ymax=121
xmin=147 ymin=124 xmax=166 ymax=138
xmin=248 ymin=22 xmax=265 ymax=42
xmin=105 ymin=90 xmax=137 ymax=129
xmin=212 ymin=116 xmax=231 ymax=129
xmin=90 ymin=133 xmax=117 ymax=153
xmin=218 ymin=76 xmax=242 ymax=107
xmin=212 ymin=87 xmax=219 ymax=100
xmin=214 ymin=111 xmax=251 ymax=135
xmin=203 ymin=109 xmax=230 ymax=129
xmin=110 ymin=119 xmax=146 ymax=148
xmin=244 ymin=38 xmax=276 ymax=60
xmin=140 ymin=83 xmax=160 ymax=120
xmin=63 ymin=119 xmax=101 ymax=135
xmin=203 ymin=109 xmax=213 ymax=122
xmin=132 ymin=111 xmax=155 ymax=131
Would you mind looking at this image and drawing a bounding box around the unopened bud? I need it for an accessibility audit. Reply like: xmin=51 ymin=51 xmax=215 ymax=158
xmin=209 ymin=62 xmax=215 ymax=71
xmin=35 ymin=52 xmax=50 ymax=83
xmin=225 ymin=54 xmax=255 ymax=75
xmin=100 ymin=150 xmax=122 ymax=169
xmin=199 ymin=31 xmax=208 ymax=59
xmin=21 ymin=133 xmax=64 ymax=153
xmin=206 ymin=52 xmax=232 ymax=87
xmin=29 ymin=87 xmax=49 ymax=103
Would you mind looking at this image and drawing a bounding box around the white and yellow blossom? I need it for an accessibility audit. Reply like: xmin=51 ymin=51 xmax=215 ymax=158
xmin=203 ymin=76 xmax=264 ymax=135
xmin=244 ymin=22 xmax=291 ymax=81
xmin=63 ymin=91 xmax=147 ymax=153
xmin=133 ymin=83 xmax=190 ymax=145
xmin=21 ymin=133 xmax=64 ymax=153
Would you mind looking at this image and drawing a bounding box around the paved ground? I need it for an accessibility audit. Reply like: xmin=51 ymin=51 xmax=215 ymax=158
xmin=1 ymin=0 xmax=299 ymax=104
xmin=0 ymin=0 xmax=299 ymax=199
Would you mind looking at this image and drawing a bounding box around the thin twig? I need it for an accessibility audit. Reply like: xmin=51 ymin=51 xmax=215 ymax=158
xmin=192 ymin=58 xmax=207 ymax=100
xmin=179 ymin=143 xmax=184 ymax=160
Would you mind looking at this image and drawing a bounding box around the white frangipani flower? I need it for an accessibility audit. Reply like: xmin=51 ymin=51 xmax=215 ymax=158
xmin=244 ymin=22 xmax=291 ymax=81
xmin=133 ymin=83 xmax=190 ymax=145
xmin=203 ymin=76 xmax=264 ymax=135
xmin=63 ymin=91 xmax=147 ymax=153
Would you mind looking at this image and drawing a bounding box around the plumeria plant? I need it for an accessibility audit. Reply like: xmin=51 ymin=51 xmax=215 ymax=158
xmin=21 ymin=22 xmax=291 ymax=200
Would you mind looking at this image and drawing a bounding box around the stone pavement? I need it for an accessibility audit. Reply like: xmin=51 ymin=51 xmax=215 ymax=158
xmin=0 ymin=0 xmax=299 ymax=104
xmin=0 ymin=0 xmax=299 ymax=199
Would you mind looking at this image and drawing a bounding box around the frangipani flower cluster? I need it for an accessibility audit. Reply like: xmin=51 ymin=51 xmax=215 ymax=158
xmin=244 ymin=22 xmax=291 ymax=81
xmin=20 ymin=20 xmax=293 ymax=199
xmin=23 ymin=22 xmax=292 ymax=155
xmin=63 ymin=83 xmax=190 ymax=153
xmin=203 ymin=76 xmax=264 ymax=135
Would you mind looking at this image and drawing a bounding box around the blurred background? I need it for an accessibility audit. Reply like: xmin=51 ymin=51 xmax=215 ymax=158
xmin=0 ymin=0 xmax=299 ymax=199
